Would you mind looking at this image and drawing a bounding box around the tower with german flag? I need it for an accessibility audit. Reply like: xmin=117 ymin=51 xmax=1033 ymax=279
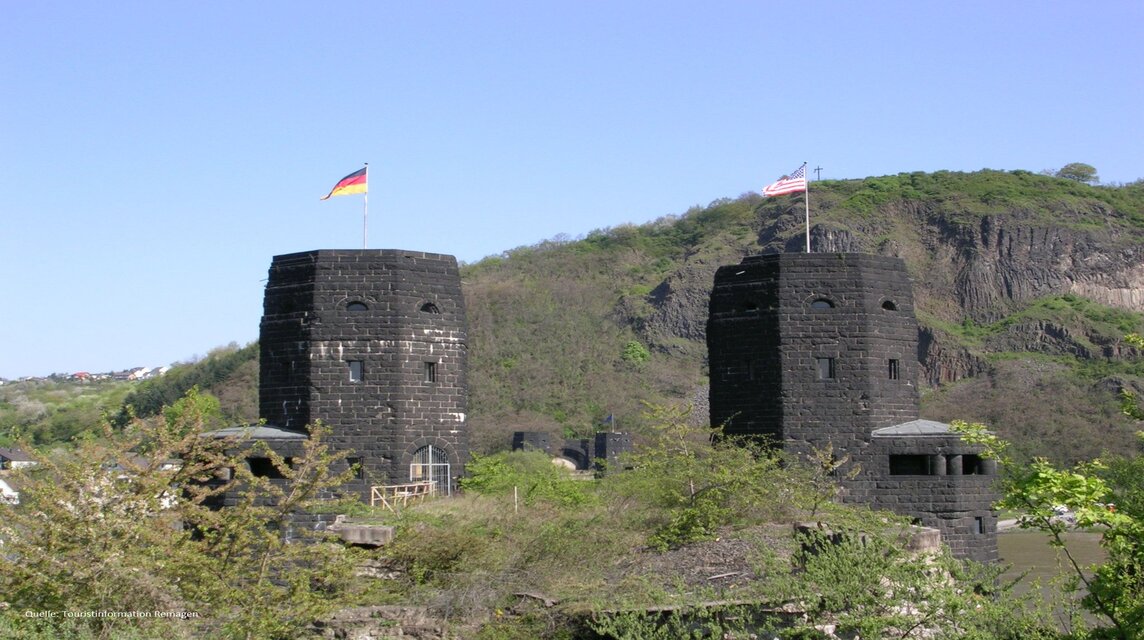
xmin=321 ymin=165 xmax=371 ymax=248
xmin=259 ymin=249 xmax=470 ymax=499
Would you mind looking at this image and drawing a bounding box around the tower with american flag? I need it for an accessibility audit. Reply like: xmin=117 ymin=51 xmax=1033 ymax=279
xmin=762 ymin=162 xmax=811 ymax=252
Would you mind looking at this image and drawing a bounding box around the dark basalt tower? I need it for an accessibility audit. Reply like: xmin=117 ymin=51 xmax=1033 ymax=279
xmin=708 ymin=253 xmax=997 ymax=562
xmin=259 ymin=249 xmax=469 ymax=496
xmin=708 ymin=253 xmax=919 ymax=452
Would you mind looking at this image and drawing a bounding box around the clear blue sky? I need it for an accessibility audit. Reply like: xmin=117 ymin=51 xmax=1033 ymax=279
xmin=2 ymin=1 xmax=1141 ymax=379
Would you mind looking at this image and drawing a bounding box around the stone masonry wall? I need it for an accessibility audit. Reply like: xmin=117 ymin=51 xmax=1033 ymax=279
xmin=709 ymin=253 xmax=919 ymax=460
xmin=708 ymin=257 xmax=784 ymax=441
xmin=259 ymin=250 xmax=469 ymax=498
xmin=771 ymin=253 xmax=919 ymax=460
xmin=853 ymin=435 xmax=999 ymax=564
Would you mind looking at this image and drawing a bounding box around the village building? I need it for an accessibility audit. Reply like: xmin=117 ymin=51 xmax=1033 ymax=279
xmin=0 ymin=447 xmax=37 ymax=471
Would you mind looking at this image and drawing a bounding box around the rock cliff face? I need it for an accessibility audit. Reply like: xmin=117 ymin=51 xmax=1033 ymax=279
xmin=948 ymin=213 xmax=1144 ymax=320
xmin=917 ymin=327 xmax=988 ymax=387
xmin=636 ymin=202 xmax=1144 ymax=390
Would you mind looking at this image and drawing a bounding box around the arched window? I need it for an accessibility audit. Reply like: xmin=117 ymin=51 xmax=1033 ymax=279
xmin=882 ymin=300 xmax=898 ymax=311
xmin=810 ymin=298 xmax=834 ymax=310
xmin=420 ymin=302 xmax=441 ymax=314
xmin=410 ymin=445 xmax=451 ymax=496
xmin=346 ymin=301 xmax=369 ymax=312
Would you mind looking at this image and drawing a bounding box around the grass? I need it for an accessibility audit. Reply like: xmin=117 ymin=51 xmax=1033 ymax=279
xmin=918 ymin=295 xmax=1144 ymax=355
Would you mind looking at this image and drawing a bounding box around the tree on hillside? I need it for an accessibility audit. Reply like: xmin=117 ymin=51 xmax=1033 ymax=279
xmin=1055 ymin=162 xmax=1100 ymax=184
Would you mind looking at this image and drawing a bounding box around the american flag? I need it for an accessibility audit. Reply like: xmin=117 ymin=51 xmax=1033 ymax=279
xmin=762 ymin=163 xmax=808 ymax=197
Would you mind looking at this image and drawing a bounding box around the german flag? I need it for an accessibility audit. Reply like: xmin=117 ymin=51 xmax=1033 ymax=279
xmin=320 ymin=166 xmax=367 ymax=200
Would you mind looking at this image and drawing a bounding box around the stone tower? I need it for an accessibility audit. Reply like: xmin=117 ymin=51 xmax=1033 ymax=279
xmin=259 ymin=249 xmax=469 ymax=496
xmin=708 ymin=253 xmax=997 ymax=563
xmin=708 ymin=253 xmax=919 ymax=452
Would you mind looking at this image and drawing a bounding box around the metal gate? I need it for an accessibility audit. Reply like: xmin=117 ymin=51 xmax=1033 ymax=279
xmin=409 ymin=445 xmax=451 ymax=496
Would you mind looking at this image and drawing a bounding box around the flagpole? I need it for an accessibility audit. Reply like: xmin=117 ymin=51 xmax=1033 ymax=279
xmin=362 ymin=163 xmax=369 ymax=249
xmin=803 ymin=161 xmax=810 ymax=253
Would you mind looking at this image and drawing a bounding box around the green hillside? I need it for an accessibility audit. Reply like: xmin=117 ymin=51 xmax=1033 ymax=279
xmin=0 ymin=344 xmax=258 ymax=446
xmin=465 ymin=169 xmax=1144 ymax=464
xmin=5 ymin=169 xmax=1144 ymax=465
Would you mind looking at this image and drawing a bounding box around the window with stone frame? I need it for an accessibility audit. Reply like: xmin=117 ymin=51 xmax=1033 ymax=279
xmin=962 ymin=454 xmax=985 ymax=475
xmin=816 ymin=357 xmax=836 ymax=380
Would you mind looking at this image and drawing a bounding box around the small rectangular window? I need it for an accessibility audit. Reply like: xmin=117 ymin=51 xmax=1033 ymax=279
xmin=888 ymin=359 xmax=900 ymax=380
xmin=974 ymin=516 xmax=984 ymax=534
xmin=248 ymin=457 xmax=290 ymax=479
xmin=889 ymin=454 xmax=934 ymax=475
xmin=816 ymin=357 xmax=836 ymax=380
xmin=348 ymin=360 xmax=364 ymax=382
xmin=347 ymin=457 xmax=365 ymax=480
xmin=424 ymin=362 xmax=437 ymax=383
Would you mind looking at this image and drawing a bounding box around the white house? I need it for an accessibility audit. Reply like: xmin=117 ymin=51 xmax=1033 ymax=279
xmin=0 ymin=447 xmax=37 ymax=470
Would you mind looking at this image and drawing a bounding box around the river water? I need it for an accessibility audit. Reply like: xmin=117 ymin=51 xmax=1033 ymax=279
xmin=999 ymin=529 xmax=1105 ymax=586
xmin=998 ymin=529 xmax=1106 ymax=628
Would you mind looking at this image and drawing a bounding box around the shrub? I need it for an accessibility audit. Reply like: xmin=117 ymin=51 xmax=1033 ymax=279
xmin=461 ymin=450 xmax=595 ymax=507
xmin=621 ymin=340 xmax=651 ymax=366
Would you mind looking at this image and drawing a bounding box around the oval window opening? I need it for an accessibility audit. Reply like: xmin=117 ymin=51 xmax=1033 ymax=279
xmin=347 ymin=301 xmax=369 ymax=312
xmin=420 ymin=302 xmax=441 ymax=314
xmin=882 ymin=300 xmax=898 ymax=311
xmin=810 ymin=299 xmax=834 ymax=310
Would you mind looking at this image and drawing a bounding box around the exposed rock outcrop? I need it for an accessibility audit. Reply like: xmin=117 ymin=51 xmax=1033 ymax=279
xmin=917 ymin=327 xmax=988 ymax=386
xmin=635 ymin=201 xmax=1144 ymax=390
xmin=949 ymin=214 xmax=1144 ymax=321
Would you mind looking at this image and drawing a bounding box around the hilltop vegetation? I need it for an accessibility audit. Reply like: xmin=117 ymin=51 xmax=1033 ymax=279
xmin=0 ymin=378 xmax=133 ymax=446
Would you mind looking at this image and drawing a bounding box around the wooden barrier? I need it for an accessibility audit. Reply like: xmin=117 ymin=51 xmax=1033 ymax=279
xmin=370 ymin=481 xmax=437 ymax=512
